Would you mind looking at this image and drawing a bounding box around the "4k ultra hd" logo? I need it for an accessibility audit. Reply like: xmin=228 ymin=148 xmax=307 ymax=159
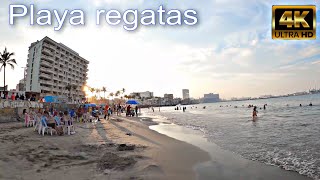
xmin=272 ymin=5 xmax=316 ymax=40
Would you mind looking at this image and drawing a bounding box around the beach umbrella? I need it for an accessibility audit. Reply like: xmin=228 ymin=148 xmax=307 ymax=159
xmin=126 ymin=100 xmax=139 ymax=105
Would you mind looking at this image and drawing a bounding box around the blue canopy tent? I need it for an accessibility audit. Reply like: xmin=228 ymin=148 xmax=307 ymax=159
xmin=44 ymin=96 xmax=59 ymax=103
xmin=84 ymin=104 xmax=97 ymax=108
xmin=126 ymin=100 xmax=139 ymax=105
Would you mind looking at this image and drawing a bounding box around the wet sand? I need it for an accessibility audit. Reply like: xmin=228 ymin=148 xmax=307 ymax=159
xmin=150 ymin=124 xmax=312 ymax=180
xmin=0 ymin=116 xmax=209 ymax=180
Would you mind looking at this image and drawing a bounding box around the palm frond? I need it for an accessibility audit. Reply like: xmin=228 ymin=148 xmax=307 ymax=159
xmin=8 ymin=63 xmax=15 ymax=70
xmin=7 ymin=59 xmax=17 ymax=64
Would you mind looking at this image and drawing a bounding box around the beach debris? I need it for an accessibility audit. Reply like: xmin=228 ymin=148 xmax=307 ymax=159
xmin=117 ymin=144 xmax=136 ymax=151
xmin=97 ymin=152 xmax=136 ymax=171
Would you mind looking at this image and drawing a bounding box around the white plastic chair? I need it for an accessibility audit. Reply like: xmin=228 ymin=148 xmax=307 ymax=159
xmin=28 ymin=115 xmax=36 ymax=127
xmin=34 ymin=115 xmax=41 ymax=132
xmin=41 ymin=117 xmax=56 ymax=136
xmin=65 ymin=119 xmax=75 ymax=135
xmin=54 ymin=116 xmax=65 ymax=134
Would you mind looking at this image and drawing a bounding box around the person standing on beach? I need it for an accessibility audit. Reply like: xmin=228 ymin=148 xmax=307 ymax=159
xmin=15 ymin=94 xmax=19 ymax=100
xmin=117 ymin=104 xmax=121 ymax=116
xmin=135 ymin=106 xmax=138 ymax=117
xmin=20 ymin=94 xmax=25 ymax=101
xmin=104 ymin=104 xmax=109 ymax=119
xmin=126 ymin=105 xmax=131 ymax=116
xmin=107 ymin=107 xmax=112 ymax=120
xmin=252 ymin=106 xmax=258 ymax=121
xmin=11 ymin=93 xmax=15 ymax=101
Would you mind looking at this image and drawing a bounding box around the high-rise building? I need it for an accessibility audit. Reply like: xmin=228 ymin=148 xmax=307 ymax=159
xmin=182 ymin=89 xmax=190 ymax=99
xmin=25 ymin=36 xmax=89 ymax=102
xmin=16 ymin=79 xmax=25 ymax=91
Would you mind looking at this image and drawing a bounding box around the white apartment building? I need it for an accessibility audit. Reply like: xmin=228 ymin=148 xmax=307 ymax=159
xmin=182 ymin=89 xmax=190 ymax=99
xmin=25 ymin=36 xmax=89 ymax=102
xmin=129 ymin=91 xmax=154 ymax=99
xmin=139 ymin=91 xmax=154 ymax=99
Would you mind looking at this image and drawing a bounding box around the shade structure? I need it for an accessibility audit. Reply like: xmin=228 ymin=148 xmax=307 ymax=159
xmin=84 ymin=104 xmax=97 ymax=108
xmin=44 ymin=96 xmax=59 ymax=103
xmin=126 ymin=100 xmax=139 ymax=105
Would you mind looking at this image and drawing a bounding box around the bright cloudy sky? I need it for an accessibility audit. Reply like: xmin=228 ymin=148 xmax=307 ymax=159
xmin=0 ymin=0 xmax=320 ymax=99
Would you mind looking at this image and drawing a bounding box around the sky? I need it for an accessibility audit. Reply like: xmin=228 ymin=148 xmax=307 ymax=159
xmin=0 ymin=0 xmax=320 ymax=99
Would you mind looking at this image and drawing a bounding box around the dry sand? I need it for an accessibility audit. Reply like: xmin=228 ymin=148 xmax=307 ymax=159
xmin=0 ymin=116 xmax=210 ymax=180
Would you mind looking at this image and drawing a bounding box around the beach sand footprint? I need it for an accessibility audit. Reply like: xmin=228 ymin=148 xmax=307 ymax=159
xmin=97 ymin=152 xmax=137 ymax=171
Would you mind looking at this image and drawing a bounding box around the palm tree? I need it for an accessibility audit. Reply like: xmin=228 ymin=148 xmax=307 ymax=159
xmin=89 ymin=88 xmax=95 ymax=97
xmin=115 ymin=90 xmax=121 ymax=98
xmin=0 ymin=47 xmax=17 ymax=96
xmin=102 ymin=87 xmax=107 ymax=99
xmin=109 ymin=92 xmax=114 ymax=100
xmin=96 ymin=88 xmax=101 ymax=99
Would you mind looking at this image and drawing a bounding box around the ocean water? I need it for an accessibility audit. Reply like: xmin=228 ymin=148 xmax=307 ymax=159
xmin=143 ymin=94 xmax=320 ymax=180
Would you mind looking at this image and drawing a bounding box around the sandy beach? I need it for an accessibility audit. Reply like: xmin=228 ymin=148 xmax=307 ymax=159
xmin=0 ymin=116 xmax=209 ymax=180
xmin=0 ymin=113 xmax=314 ymax=180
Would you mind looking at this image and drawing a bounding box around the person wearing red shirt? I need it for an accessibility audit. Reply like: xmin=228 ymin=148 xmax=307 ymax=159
xmin=11 ymin=93 xmax=15 ymax=101
xmin=104 ymin=105 xmax=109 ymax=119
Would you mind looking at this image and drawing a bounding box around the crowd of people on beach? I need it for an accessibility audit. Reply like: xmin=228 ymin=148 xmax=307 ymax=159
xmin=22 ymin=103 xmax=141 ymax=136
xmin=1 ymin=92 xmax=39 ymax=101
xmin=23 ymin=108 xmax=76 ymax=136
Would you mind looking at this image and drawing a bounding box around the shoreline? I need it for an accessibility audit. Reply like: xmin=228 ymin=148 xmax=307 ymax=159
xmin=149 ymin=122 xmax=312 ymax=180
xmin=0 ymin=116 xmax=210 ymax=180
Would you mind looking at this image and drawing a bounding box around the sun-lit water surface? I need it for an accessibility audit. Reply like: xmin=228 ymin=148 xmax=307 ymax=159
xmin=143 ymin=94 xmax=320 ymax=180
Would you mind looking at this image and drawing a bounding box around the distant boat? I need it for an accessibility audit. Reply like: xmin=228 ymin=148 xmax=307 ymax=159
xmin=309 ymin=88 xmax=320 ymax=94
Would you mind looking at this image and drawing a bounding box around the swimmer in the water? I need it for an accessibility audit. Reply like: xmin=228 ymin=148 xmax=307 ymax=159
xmin=252 ymin=106 xmax=258 ymax=121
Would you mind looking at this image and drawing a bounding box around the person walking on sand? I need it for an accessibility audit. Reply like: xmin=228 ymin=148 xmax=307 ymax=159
xmin=107 ymin=107 xmax=112 ymax=120
xmin=135 ymin=106 xmax=138 ymax=117
xmin=252 ymin=106 xmax=258 ymax=121
xmin=104 ymin=104 xmax=109 ymax=119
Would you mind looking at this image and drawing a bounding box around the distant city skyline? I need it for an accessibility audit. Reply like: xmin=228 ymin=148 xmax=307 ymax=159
xmin=0 ymin=0 xmax=320 ymax=99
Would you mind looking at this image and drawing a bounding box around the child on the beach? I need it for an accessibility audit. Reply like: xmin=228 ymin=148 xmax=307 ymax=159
xmin=23 ymin=109 xmax=29 ymax=127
